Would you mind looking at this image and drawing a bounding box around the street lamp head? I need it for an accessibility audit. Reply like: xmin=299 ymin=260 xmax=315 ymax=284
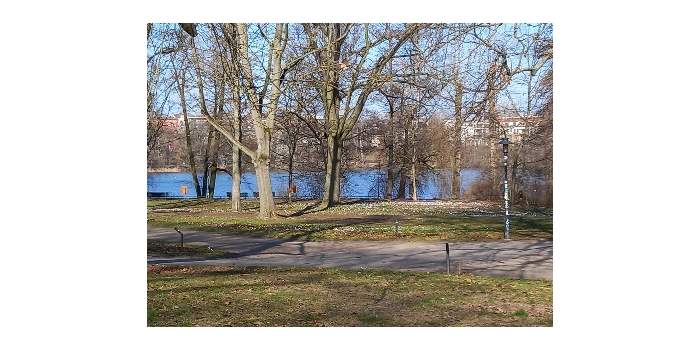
xmin=498 ymin=137 xmax=510 ymax=154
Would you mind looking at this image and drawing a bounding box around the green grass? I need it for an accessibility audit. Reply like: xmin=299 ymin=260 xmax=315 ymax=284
xmin=147 ymin=199 xmax=552 ymax=241
xmin=147 ymin=239 xmax=227 ymax=258
xmin=147 ymin=265 xmax=553 ymax=327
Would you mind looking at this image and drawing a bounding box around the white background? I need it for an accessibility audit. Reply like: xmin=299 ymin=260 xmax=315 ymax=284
xmin=0 ymin=0 xmax=698 ymax=349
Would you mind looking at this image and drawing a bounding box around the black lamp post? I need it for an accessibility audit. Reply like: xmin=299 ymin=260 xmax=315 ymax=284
xmin=498 ymin=136 xmax=511 ymax=239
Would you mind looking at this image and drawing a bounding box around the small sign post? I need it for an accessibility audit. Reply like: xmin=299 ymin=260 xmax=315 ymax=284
xmin=445 ymin=243 xmax=450 ymax=274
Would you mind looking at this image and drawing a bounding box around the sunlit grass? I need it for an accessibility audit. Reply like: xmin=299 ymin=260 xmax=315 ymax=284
xmin=147 ymin=199 xmax=552 ymax=241
xmin=147 ymin=265 xmax=553 ymax=327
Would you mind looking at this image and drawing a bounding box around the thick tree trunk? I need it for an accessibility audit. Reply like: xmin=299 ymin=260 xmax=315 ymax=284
xmin=333 ymin=170 xmax=341 ymax=203
xmin=333 ymin=144 xmax=342 ymax=203
xmin=385 ymin=160 xmax=394 ymax=200
xmin=252 ymin=121 xmax=276 ymax=218
xmin=253 ymin=159 xmax=276 ymax=218
xmin=397 ymin=167 xmax=406 ymax=199
xmin=321 ymin=135 xmax=340 ymax=208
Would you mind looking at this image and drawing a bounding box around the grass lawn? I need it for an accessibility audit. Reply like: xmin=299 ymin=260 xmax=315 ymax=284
xmin=147 ymin=264 xmax=553 ymax=326
xmin=147 ymin=198 xmax=552 ymax=241
xmin=147 ymin=239 xmax=228 ymax=258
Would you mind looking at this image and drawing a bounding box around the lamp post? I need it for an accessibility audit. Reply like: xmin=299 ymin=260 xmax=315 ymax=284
xmin=498 ymin=136 xmax=511 ymax=239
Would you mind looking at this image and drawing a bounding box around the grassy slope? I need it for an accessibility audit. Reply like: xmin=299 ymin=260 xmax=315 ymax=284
xmin=147 ymin=199 xmax=552 ymax=241
xmin=147 ymin=265 xmax=553 ymax=327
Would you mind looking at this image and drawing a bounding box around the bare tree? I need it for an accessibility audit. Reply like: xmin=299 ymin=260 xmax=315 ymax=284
xmin=184 ymin=23 xmax=306 ymax=218
xmin=301 ymin=23 xmax=425 ymax=208
xmin=174 ymin=64 xmax=202 ymax=197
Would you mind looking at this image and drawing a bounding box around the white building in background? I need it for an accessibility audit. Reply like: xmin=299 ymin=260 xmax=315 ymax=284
xmin=446 ymin=114 xmax=543 ymax=145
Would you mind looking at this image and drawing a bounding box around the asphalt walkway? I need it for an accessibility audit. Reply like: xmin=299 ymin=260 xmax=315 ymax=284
xmin=147 ymin=226 xmax=552 ymax=280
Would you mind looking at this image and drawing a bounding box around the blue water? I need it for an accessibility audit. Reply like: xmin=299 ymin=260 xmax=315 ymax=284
xmin=147 ymin=169 xmax=481 ymax=200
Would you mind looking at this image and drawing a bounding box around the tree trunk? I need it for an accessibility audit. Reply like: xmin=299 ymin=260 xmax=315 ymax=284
xmin=397 ymin=167 xmax=406 ymax=199
xmin=333 ymin=143 xmax=342 ymax=203
xmin=178 ymin=86 xmax=201 ymax=198
xmin=385 ymin=159 xmax=394 ymax=200
xmin=253 ymin=159 xmax=275 ymax=218
xmin=252 ymin=120 xmax=276 ymax=218
xmin=411 ymin=141 xmax=418 ymax=201
xmin=229 ymin=76 xmax=243 ymax=211
xmin=201 ymin=126 xmax=214 ymax=197
xmin=510 ymin=145 xmax=520 ymax=205
xmin=451 ymin=76 xmax=463 ymax=199
xmin=321 ymin=135 xmax=340 ymax=208
xmin=207 ymin=131 xmax=221 ymax=199
xmin=231 ymin=146 xmax=241 ymax=211
xmin=398 ymin=120 xmax=409 ymax=200
xmin=486 ymin=65 xmax=499 ymax=198
xmin=287 ymin=142 xmax=295 ymax=203
xmin=384 ymin=97 xmax=395 ymax=200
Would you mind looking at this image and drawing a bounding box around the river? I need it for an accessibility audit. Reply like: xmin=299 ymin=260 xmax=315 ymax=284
xmin=147 ymin=168 xmax=481 ymax=200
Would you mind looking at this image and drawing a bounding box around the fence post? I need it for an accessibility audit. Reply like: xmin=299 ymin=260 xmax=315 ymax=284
xmin=175 ymin=227 xmax=183 ymax=247
xmin=445 ymin=242 xmax=450 ymax=275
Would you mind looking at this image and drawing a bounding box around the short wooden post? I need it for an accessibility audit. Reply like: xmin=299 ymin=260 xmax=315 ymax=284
xmin=175 ymin=227 xmax=183 ymax=247
xmin=445 ymin=242 xmax=450 ymax=274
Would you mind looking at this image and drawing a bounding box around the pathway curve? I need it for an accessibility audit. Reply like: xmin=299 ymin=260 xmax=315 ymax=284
xmin=147 ymin=226 xmax=552 ymax=280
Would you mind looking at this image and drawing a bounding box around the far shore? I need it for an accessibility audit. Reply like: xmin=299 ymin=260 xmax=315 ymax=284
xmin=147 ymin=167 xmax=481 ymax=174
xmin=147 ymin=167 xmax=184 ymax=173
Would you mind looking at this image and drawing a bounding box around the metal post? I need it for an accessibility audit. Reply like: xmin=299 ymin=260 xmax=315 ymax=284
xmin=445 ymin=243 xmax=450 ymax=274
xmin=503 ymin=140 xmax=511 ymax=240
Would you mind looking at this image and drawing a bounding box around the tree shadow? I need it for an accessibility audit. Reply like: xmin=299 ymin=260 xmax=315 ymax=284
xmin=281 ymin=201 xmax=322 ymax=217
xmin=282 ymin=199 xmax=387 ymax=217
xmin=149 ymin=198 xmax=219 ymax=210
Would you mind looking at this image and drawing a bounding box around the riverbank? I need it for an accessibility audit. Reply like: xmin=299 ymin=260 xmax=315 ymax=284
xmin=147 ymin=167 xmax=184 ymax=173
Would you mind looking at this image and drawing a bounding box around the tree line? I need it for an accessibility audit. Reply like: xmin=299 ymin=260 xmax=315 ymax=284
xmin=147 ymin=23 xmax=553 ymax=218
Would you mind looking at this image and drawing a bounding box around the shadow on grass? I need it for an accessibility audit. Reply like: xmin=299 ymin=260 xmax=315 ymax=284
xmin=148 ymin=199 xmax=219 ymax=210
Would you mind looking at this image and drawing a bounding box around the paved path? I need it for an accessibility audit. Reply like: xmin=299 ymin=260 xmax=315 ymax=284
xmin=147 ymin=226 xmax=552 ymax=280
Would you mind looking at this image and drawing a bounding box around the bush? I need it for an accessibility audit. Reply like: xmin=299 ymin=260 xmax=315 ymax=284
xmin=467 ymin=176 xmax=501 ymax=201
